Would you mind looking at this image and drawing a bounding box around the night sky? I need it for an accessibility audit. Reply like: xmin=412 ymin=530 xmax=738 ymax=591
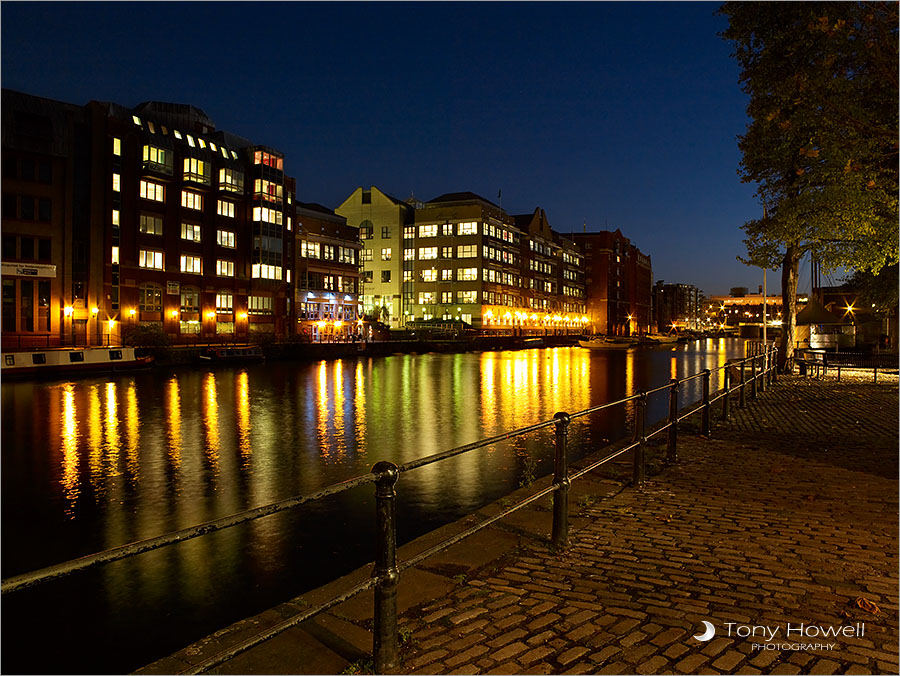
xmin=2 ymin=1 xmax=815 ymax=296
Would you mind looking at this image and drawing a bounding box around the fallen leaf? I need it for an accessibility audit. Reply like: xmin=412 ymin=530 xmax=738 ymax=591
xmin=855 ymin=597 xmax=880 ymax=614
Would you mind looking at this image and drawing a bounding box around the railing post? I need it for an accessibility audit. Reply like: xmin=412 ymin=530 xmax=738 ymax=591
xmin=721 ymin=366 xmax=730 ymax=421
xmin=760 ymin=351 xmax=767 ymax=392
xmin=372 ymin=461 xmax=400 ymax=674
xmin=770 ymin=346 xmax=778 ymax=383
xmin=632 ymin=393 xmax=646 ymax=487
xmin=666 ymin=379 xmax=678 ymax=463
xmin=552 ymin=412 xmax=571 ymax=551
xmin=751 ymin=356 xmax=758 ymax=401
xmin=739 ymin=360 xmax=746 ymax=408
xmin=701 ymin=369 xmax=711 ymax=437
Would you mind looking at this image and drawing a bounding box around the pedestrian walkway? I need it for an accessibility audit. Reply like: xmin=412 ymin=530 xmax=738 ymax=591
xmin=139 ymin=373 xmax=898 ymax=675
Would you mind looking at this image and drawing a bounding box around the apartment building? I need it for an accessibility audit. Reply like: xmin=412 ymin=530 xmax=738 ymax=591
xmin=335 ymin=186 xmax=413 ymax=328
xmin=1 ymin=89 xmax=295 ymax=346
xmin=294 ymin=202 xmax=362 ymax=341
xmin=572 ymin=229 xmax=653 ymax=336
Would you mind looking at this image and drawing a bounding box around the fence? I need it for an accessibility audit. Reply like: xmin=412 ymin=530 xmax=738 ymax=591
xmin=794 ymin=347 xmax=899 ymax=383
xmin=1 ymin=343 xmax=778 ymax=674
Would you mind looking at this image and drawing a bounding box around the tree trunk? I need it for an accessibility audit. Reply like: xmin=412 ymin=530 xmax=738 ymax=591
xmin=778 ymin=245 xmax=801 ymax=372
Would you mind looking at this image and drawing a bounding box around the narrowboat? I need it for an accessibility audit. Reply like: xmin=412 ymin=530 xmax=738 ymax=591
xmin=1 ymin=347 xmax=154 ymax=379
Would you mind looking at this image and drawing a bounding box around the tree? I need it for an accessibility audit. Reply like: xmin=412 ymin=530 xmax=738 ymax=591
xmin=720 ymin=2 xmax=898 ymax=370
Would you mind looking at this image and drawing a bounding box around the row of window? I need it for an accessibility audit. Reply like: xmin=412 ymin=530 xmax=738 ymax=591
xmin=137 ymin=250 xmax=235 ymax=276
xmin=137 ymin=284 xmax=272 ymax=314
xmin=298 ymin=241 xmax=357 ymax=263
xmin=126 ymin=125 xmax=241 ymax=162
xmin=139 ymin=179 xmax=281 ymax=225
xmin=416 ymin=290 xmax=478 ymax=305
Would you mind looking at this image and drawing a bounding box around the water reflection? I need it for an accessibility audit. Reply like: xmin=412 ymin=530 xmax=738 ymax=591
xmin=2 ymin=339 xmax=748 ymax=675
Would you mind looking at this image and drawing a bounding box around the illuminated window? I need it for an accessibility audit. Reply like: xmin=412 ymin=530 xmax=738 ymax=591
xmin=181 ymin=222 xmax=202 ymax=242
xmin=338 ymin=247 xmax=355 ymax=264
xmin=113 ymin=138 xmax=121 ymax=156
xmin=181 ymin=191 xmax=203 ymax=211
xmin=441 ymin=268 xmax=452 ymax=281
xmin=441 ymin=246 xmax=453 ymax=259
xmin=180 ymin=320 xmax=201 ymax=334
xmin=457 ymin=268 xmax=478 ymax=281
xmin=420 ymin=269 xmax=437 ymax=282
xmin=403 ymin=270 xmax=414 ymax=282
xmin=219 ymin=168 xmax=244 ymax=193
xmin=418 ymin=292 xmax=436 ymax=304
xmin=111 ymin=209 xmax=120 ymax=226
xmin=254 ymin=178 xmax=283 ymax=203
xmin=457 ymin=244 xmax=477 ymax=258
xmin=139 ymin=283 xmax=162 ymax=311
xmin=147 ymin=121 xmax=156 ymax=134
xmin=173 ymin=129 xmax=183 ymax=139
xmin=441 ymin=291 xmax=453 ymax=303
xmin=180 ymin=287 xmax=200 ymax=312
xmin=198 ymin=138 xmax=207 ymax=149
xmin=457 ymin=290 xmax=477 ymax=304
xmin=140 ymin=213 xmax=163 ymax=235
xmin=139 ymin=249 xmax=164 ymax=270
xmin=186 ymin=134 xmax=196 ymax=148
xmin=251 ymin=264 xmax=282 ymax=280
xmin=458 ymin=222 xmax=478 ymax=235
xmin=111 ymin=246 xmax=119 ymax=264
xmin=217 ymin=229 xmax=236 ymax=248
xmin=217 ymin=200 xmax=235 ymax=218
xmin=183 ymin=157 xmax=210 ymax=184
xmin=248 ymin=295 xmax=274 ymax=314
xmin=418 ymin=247 xmax=437 ymax=260
xmin=418 ymin=224 xmax=437 ymax=238
xmin=441 ymin=223 xmax=453 ymax=236
xmin=111 ymin=173 xmax=121 ymax=192
xmin=301 ymin=241 xmax=321 ymax=258
xmin=323 ymin=246 xmax=334 ymax=261
xmin=180 ymin=255 xmax=201 ymax=274
xmin=142 ymin=145 xmax=172 ymax=173
xmin=216 ymin=292 xmax=233 ymax=313
xmin=381 ymin=248 xmax=392 ymax=261
xmin=403 ymin=248 xmax=415 ymax=261
xmin=139 ymin=179 xmax=165 ymax=202
xmin=403 ymin=226 xmax=415 ymax=239
xmin=216 ymin=259 xmax=234 ymax=277
xmin=252 ymin=206 xmax=282 ymax=224
xmin=132 ymin=115 xmax=142 ymax=126
xmin=360 ymin=249 xmax=373 ymax=261
xmin=253 ymin=151 xmax=283 ymax=170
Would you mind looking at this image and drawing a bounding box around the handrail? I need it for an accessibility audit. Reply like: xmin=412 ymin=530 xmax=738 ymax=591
xmin=1 ymin=345 xmax=779 ymax=674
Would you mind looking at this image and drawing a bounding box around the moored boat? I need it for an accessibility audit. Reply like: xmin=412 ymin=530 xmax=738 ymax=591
xmin=198 ymin=345 xmax=265 ymax=363
xmin=578 ymin=337 xmax=636 ymax=350
xmin=1 ymin=346 xmax=153 ymax=379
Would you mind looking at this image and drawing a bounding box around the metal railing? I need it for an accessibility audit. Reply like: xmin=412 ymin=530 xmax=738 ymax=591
xmin=1 ymin=344 xmax=778 ymax=674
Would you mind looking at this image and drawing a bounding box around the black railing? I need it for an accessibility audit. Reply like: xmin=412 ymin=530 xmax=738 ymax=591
xmin=795 ymin=347 xmax=898 ymax=383
xmin=1 ymin=344 xmax=778 ymax=674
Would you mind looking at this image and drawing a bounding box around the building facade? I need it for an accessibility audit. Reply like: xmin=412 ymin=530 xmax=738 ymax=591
xmin=2 ymin=89 xmax=295 ymax=347
xmin=654 ymin=281 xmax=702 ymax=332
xmin=294 ymin=202 xmax=362 ymax=341
xmin=335 ymin=186 xmax=413 ymax=328
xmin=573 ymin=230 xmax=652 ymax=336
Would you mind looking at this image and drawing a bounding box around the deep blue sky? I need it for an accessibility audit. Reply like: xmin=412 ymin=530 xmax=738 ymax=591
xmin=2 ymin=1 xmax=813 ymax=296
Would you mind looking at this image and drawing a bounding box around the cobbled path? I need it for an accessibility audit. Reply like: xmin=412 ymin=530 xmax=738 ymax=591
xmin=395 ymin=374 xmax=899 ymax=675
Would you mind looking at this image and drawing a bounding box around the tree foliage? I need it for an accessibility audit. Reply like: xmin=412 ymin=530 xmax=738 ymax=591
xmin=720 ymin=1 xmax=898 ymax=366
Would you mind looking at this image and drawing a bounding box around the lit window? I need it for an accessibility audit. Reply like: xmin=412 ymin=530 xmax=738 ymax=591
xmin=418 ymin=224 xmax=437 ymax=238
xmin=403 ymin=249 xmax=415 ymax=261
xmin=221 ymin=147 xmax=229 ymax=159
xmin=217 ymin=200 xmax=235 ymax=218
xmin=216 ymin=259 xmax=234 ymax=277
xmin=113 ymin=138 xmax=121 ymax=156
xmin=139 ymin=214 xmax=163 ymax=235
xmin=457 ymin=244 xmax=477 ymax=258
xmin=183 ymin=157 xmax=210 ymax=184
xmin=217 ymin=230 xmax=236 ymax=248
xmin=139 ymin=179 xmax=165 ymax=202
xmin=112 ymin=173 xmax=121 ymax=192
xmin=441 ymin=223 xmax=453 ymax=236
xmin=180 ymin=320 xmax=201 ymax=334
xmin=323 ymin=246 xmax=334 ymax=261
xmin=231 ymin=150 xmax=238 ymax=160
xmin=173 ymin=129 xmax=183 ymax=139
xmin=139 ymin=249 xmax=164 ymax=270
xmin=218 ymin=168 xmax=244 ymax=193
xmin=111 ymin=246 xmax=119 ymax=264
xmin=441 ymin=268 xmax=452 ymax=281
xmin=251 ymin=264 xmax=282 ymax=280
xmin=458 ymin=222 xmax=478 ymax=235
xmin=254 ymin=178 xmax=283 ymax=203
xmin=418 ymin=292 xmax=436 ymax=304
xmin=418 ymin=247 xmax=437 ymax=260
xmin=248 ymin=295 xmax=274 ymax=314
xmin=180 ymin=255 xmax=202 ymax=274
xmin=147 ymin=121 xmax=156 ymax=134
xmin=253 ymin=151 xmax=283 ymax=170
xmin=181 ymin=191 xmax=203 ymax=211
xmin=186 ymin=134 xmax=196 ymax=148
xmin=441 ymin=291 xmax=453 ymax=303
xmin=216 ymin=292 xmax=233 ymax=312
xmin=457 ymin=268 xmax=478 ymax=281
xmin=403 ymin=270 xmax=414 ymax=282
xmin=210 ymin=142 xmax=217 ymax=152
xmin=421 ymin=269 xmax=437 ymax=282
xmin=132 ymin=115 xmax=142 ymax=126
xmin=181 ymin=222 xmax=202 ymax=242
xmin=252 ymin=206 xmax=283 ymax=224
xmin=403 ymin=226 xmax=415 ymax=239
xmin=198 ymin=138 xmax=206 ymax=149
xmin=361 ymin=249 xmax=373 ymax=261
xmin=139 ymin=283 xmax=163 ymax=311
xmin=180 ymin=287 xmax=200 ymax=312
xmin=457 ymin=290 xmax=477 ymax=304
xmin=441 ymin=246 xmax=453 ymax=259
xmin=112 ymin=209 xmax=120 ymax=226
xmin=381 ymin=248 xmax=392 ymax=261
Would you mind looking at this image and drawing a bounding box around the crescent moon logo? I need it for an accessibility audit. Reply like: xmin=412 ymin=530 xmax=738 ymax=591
xmin=693 ymin=621 xmax=716 ymax=642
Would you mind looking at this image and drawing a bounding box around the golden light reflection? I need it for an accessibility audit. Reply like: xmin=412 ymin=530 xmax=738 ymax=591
xmin=87 ymin=385 xmax=103 ymax=492
xmin=60 ymin=384 xmax=80 ymax=516
xmin=105 ymin=382 xmax=121 ymax=477
xmin=354 ymin=361 xmax=367 ymax=454
xmin=670 ymin=356 xmax=678 ymax=381
xmin=480 ymin=353 xmax=497 ymax=431
xmin=167 ymin=377 xmax=182 ymax=470
xmin=125 ymin=383 xmax=140 ymax=480
xmin=203 ymin=372 xmax=220 ymax=474
xmin=333 ymin=360 xmax=346 ymax=457
xmin=236 ymin=371 xmax=251 ymax=466
xmin=625 ymin=349 xmax=636 ymax=398
xmin=316 ymin=361 xmax=331 ymax=458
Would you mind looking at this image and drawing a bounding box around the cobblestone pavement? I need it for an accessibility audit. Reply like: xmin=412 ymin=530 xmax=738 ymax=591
xmin=395 ymin=375 xmax=899 ymax=675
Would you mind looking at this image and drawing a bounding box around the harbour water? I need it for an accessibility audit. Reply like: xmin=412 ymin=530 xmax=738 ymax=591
xmin=1 ymin=339 xmax=744 ymax=674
